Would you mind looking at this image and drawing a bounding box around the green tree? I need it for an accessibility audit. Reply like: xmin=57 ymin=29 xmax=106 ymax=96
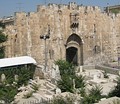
xmin=111 ymin=9 xmax=120 ymax=15
xmin=57 ymin=74 xmax=74 ymax=93
xmin=56 ymin=60 xmax=75 ymax=93
xmin=109 ymin=76 xmax=120 ymax=97
xmin=55 ymin=60 xmax=86 ymax=93
xmin=75 ymin=75 xmax=86 ymax=89
xmin=0 ymin=46 xmax=5 ymax=58
xmin=0 ymin=23 xmax=5 ymax=29
xmin=0 ymin=31 xmax=7 ymax=43
xmin=55 ymin=60 xmax=75 ymax=77
xmin=0 ymin=30 xmax=7 ymax=58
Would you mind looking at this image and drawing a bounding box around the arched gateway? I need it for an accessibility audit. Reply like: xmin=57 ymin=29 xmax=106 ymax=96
xmin=66 ymin=34 xmax=83 ymax=65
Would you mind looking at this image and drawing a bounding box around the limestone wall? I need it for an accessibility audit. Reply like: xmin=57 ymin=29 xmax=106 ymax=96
xmin=4 ymin=2 xmax=120 ymax=65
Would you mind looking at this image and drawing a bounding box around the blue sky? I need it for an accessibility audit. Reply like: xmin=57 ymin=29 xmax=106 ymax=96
xmin=0 ymin=0 xmax=120 ymax=18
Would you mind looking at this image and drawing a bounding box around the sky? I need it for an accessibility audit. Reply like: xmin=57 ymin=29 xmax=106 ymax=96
xmin=0 ymin=0 xmax=120 ymax=18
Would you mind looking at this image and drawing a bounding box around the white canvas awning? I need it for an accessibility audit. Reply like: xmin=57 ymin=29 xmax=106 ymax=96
xmin=0 ymin=56 xmax=37 ymax=68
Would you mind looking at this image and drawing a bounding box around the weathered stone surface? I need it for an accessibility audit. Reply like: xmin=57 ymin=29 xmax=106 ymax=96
xmin=1 ymin=74 xmax=6 ymax=82
xmin=34 ymin=67 xmax=44 ymax=79
xmin=3 ymin=2 xmax=120 ymax=65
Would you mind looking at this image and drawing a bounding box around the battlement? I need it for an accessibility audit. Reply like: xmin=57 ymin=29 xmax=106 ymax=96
xmin=37 ymin=2 xmax=101 ymax=13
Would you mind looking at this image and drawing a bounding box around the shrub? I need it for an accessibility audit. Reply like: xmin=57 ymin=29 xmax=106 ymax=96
xmin=81 ymin=85 xmax=102 ymax=104
xmin=49 ymin=95 xmax=76 ymax=104
xmin=89 ymin=85 xmax=102 ymax=102
xmin=0 ymin=30 xmax=7 ymax=43
xmin=0 ymin=30 xmax=7 ymax=58
xmin=0 ymin=46 xmax=5 ymax=58
xmin=0 ymin=65 xmax=36 ymax=103
xmin=55 ymin=60 xmax=75 ymax=77
xmin=74 ymin=75 xmax=86 ymax=89
xmin=56 ymin=60 xmax=86 ymax=94
xmin=109 ymin=76 xmax=120 ymax=97
xmin=0 ymin=84 xmax=17 ymax=104
xmin=57 ymin=74 xmax=74 ymax=93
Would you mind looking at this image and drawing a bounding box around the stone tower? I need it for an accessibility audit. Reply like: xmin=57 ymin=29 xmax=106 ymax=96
xmin=3 ymin=2 xmax=120 ymax=66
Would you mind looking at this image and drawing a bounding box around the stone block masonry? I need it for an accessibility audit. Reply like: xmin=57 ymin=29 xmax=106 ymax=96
xmin=3 ymin=2 xmax=120 ymax=66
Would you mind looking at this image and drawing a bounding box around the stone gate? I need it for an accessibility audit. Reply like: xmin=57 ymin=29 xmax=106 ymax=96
xmin=1 ymin=2 xmax=120 ymax=66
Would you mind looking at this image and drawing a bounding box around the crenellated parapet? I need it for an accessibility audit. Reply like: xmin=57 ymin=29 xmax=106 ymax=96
xmin=37 ymin=2 xmax=101 ymax=13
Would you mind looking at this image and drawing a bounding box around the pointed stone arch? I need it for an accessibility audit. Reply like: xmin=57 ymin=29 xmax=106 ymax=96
xmin=66 ymin=33 xmax=83 ymax=65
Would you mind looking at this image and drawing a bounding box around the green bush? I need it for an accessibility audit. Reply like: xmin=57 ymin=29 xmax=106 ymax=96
xmin=57 ymin=74 xmax=74 ymax=93
xmin=81 ymin=85 xmax=102 ymax=104
xmin=55 ymin=60 xmax=75 ymax=77
xmin=0 ymin=65 xmax=36 ymax=103
xmin=0 ymin=65 xmax=35 ymax=87
xmin=74 ymin=75 xmax=86 ymax=89
xmin=0 ymin=84 xmax=17 ymax=104
xmin=0 ymin=46 xmax=5 ymax=58
xmin=56 ymin=60 xmax=86 ymax=94
xmin=50 ymin=96 xmax=66 ymax=104
xmin=49 ymin=95 xmax=75 ymax=104
xmin=0 ymin=31 xmax=7 ymax=43
xmin=89 ymin=85 xmax=102 ymax=101
xmin=0 ymin=30 xmax=7 ymax=58
xmin=109 ymin=76 xmax=120 ymax=97
xmin=111 ymin=9 xmax=120 ymax=15
xmin=55 ymin=60 xmax=103 ymax=104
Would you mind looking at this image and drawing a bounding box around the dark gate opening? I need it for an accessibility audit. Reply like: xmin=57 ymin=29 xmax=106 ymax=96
xmin=66 ymin=47 xmax=78 ymax=65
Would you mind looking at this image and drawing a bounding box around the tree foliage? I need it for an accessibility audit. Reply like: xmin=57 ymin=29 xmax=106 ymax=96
xmin=88 ymin=85 xmax=102 ymax=101
xmin=111 ymin=9 xmax=120 ymax=15
xmin=0 ymin=30 xmax=7 ymax=43
xmin=108 ymin=76 xmax=120 ymax=97
xmin=0 ymin=30 xmax=7 ymax=58
xmin=0 ymin=84 xmax=17 ymax=104
xmin=0 ymin=46 xmax=5 ymax=58
xmin=75 ymin=75 xmax=86 ymax=89
xmin=55 ymin=60 xmax=86 ymax=93
xmin=55 ymin=60 xmax=75 ymax=77
xmin=57 ymin=74 xmax=74 ymax=93
xmin=0 ymin=65 xmax=36 ymax=103
xmin=49 ymin=95 xmax=76 ymax=104
xmin=54 ymin=60 xmax=104 ymax=104
xmin=81 ymin=85 xmax=103 ymax=104
xmin=0 ymin=23 xmax=5 ymax=29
